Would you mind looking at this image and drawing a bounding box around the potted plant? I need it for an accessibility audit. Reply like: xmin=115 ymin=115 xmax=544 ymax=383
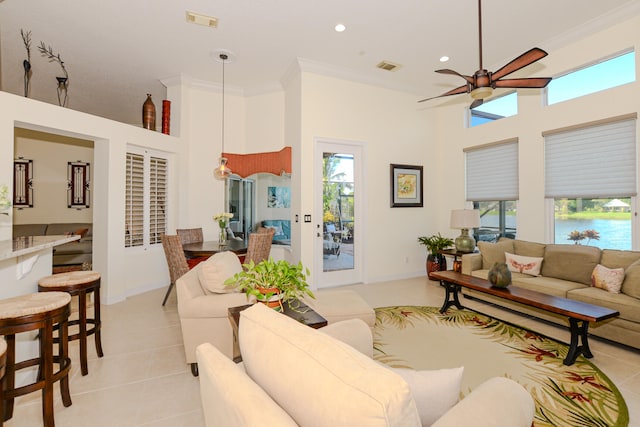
xmin=417 ymin=233 xmax=454 ymax=279
xmin=225 ymin=257 xmax=315 ymax=311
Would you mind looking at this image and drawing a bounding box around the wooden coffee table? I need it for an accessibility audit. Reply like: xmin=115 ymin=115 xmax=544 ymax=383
xmin=228 ymin=301 xmax=327 ymax=362
xmin=430 ymin=270 xmax=620 ymax=366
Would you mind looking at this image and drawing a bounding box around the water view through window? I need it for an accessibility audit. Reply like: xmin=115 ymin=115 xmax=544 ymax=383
xmin=554 ymin=198 xmax=632 ymax=250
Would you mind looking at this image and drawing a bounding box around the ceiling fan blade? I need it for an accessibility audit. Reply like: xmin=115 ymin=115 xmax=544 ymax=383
xmin=494 ymin=77 xmax=552 ymax=88
xmin=470 ymin=98 xmax=484 ymax=109
xmin=491 ymin=47 xmax=548 ymax=80
xmin=436 ymin=69 xmax=475 ymax=85
xmin=418 ymin=84 xmax=469 ymax=103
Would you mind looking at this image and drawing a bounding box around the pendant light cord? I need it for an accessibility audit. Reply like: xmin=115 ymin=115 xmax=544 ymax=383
xmin=221 ymin=53 xmax=227 ymax=155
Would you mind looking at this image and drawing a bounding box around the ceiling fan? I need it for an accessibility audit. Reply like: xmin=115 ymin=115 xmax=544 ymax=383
xmin=419 ymin=0 xmax=552 ymax=108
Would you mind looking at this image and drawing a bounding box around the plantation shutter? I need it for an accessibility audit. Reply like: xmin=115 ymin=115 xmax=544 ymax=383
xmin=465 ymin=140 xmax=518 ymax=201
xmin=544 ymin=117 xmax=637 ymax=198
xmin=125 ymin=153 xmax=144 ymax=247
xmin=149 ymin=156 xmax=167 ymax=245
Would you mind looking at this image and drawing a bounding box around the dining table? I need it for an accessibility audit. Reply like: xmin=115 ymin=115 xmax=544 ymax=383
xmin=182 ymin=239 xmax=247 ymax=259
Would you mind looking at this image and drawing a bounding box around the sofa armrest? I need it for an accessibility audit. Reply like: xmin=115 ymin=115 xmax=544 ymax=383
xmin=319 ymin=319 xmax=373 ymax=358
xmin=431 ymin=377 xmax=534 ymax=427
xmin=461 ymin=253 xmax=482 ymax=275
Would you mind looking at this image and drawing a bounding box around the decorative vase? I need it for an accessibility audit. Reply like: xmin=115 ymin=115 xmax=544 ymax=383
xmin=142 ymin=94 xmax=156 ymax=130
xmin=218 ymin=227 xmax=227 ymax=245
xmin=488 ymin=262 xmax=512 ymax=288
xmin=161 ymin=100 xmax=171 ymax=135
xmin=56 ymin=77 xmax=68 ymax=107
xmin=426 ymin=253 xmax=447 ymax=280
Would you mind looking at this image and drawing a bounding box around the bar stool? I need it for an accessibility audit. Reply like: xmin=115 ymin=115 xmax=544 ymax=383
xmin=38 ymin=271 xmax=103 ymax=376
xmin=0 ymin=292 xmax=72 ymax=427
xmin=0 ymin=338 xmax=6 ymax=427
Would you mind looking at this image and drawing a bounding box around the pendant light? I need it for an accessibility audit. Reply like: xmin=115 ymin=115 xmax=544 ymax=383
xmin=214 ymin=52 xmax=232 ymax=179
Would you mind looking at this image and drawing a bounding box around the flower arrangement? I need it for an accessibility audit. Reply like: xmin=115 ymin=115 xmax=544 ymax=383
xmin=567 ymin=229 xmax=600 ymax=245
xmin=213 ymin=212 xmax=233 ymax=229
xmin=0 ymin=184 xmax=11 ymax=214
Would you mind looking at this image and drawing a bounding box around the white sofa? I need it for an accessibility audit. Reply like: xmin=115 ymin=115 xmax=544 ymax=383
xmin=196 ymin=303 xmax=535 ymax=427
xmin=176 ymin=252 xmax=376 ymax=375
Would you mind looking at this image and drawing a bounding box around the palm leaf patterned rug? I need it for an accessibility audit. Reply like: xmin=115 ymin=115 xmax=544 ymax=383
xmin=374 ymin=306 xmax=629 ymax=427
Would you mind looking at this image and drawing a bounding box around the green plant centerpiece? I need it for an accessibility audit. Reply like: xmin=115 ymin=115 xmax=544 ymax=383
xmin=417 ymin=233 xmax=454 ymax=279
xmin=225 ymin=257 xmax=314 ymax=312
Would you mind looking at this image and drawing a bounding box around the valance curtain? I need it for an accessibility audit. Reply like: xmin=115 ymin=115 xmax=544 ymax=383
xmin=544 ymin=117 xmax=637 ymax=199
xmin=465 ymin=140 xmax=519 ymax=201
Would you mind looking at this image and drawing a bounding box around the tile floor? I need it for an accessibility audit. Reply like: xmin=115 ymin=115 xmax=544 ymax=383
xmin=5 ymin=276 xmax=640 ymax=426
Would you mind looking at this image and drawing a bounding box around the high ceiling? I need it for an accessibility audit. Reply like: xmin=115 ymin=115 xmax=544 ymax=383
xmin=1 ymin=0 xmax=638 ymax=126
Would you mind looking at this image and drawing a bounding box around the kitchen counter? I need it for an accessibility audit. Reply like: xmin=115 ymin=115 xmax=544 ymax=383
xmin=0 ymin=235 xmax=79 ymax=262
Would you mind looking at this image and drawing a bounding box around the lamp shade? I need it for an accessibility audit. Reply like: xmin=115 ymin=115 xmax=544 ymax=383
xmin=450 ymin=209 xmax=480 ymax=230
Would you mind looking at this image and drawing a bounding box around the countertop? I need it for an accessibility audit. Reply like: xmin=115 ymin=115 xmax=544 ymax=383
xmin=0 ymin=235 xmax=80 ymax=262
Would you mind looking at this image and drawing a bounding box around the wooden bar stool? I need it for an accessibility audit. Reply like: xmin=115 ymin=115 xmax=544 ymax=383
xmin=0 ymin=338 xmax=6 ymax=427
xmin=38 ymin=271 xmax=104 ymax=376
xmin=0 ymin=292 xmax=72 ymax=427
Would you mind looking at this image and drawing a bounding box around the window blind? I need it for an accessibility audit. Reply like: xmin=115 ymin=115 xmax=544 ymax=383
xmin=545 ymin=118 xmax=637 ymax=198
xmin=149 ymin=156 xmax=167 ymax=245
xmin=465 ymin=140 xmax=518 ymax=201
xmin=125 ymin=153 xmax=144 ymax=247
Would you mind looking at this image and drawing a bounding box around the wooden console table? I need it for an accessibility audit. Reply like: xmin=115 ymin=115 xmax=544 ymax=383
xmin=430 ymin=270 xmax=620 ymax=366
xmin=228 ymin=302 xmax=327 ymax=362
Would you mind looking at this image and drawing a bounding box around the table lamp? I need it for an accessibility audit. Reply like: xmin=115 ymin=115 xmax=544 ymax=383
xmin=450 ymin=209 xmax=481 ymax=253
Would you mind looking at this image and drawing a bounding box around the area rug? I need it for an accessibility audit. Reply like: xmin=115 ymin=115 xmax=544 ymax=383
xmin=374 ymin=306 xmax=629 ymax=427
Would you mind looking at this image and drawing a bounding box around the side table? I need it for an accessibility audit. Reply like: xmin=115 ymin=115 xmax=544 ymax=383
xmin=228 ymin=301 xmax=327 ymax=362
xmin=438 ymin=249 xmax=474 ymax=273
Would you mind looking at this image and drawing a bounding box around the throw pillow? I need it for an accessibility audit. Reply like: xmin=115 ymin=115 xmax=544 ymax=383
xmin=622 ymin=259 xmax=640 ymax=299
xmin=265 ymin=225 xmax=283 ymax=236
xmin=389 ymin=366 xmax=464 ymax=427
xmin=505 ymin=252 xmax=543 ymax=276
xmin=198 ymin=251 xmax=242 ymax=294
xmin=74 ymin=227 xmax=89 ymax=242
xmin=590 ymin=264 xmax=624 ymax=294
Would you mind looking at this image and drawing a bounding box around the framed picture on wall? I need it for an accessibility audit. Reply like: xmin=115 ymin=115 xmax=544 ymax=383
xmin=13 ymin=158 xmax=34 ymax=208
xmin=68 ymin=161 xmax=90 ymax=208
xmin=390 ymin=164 xmax=423 ymax=207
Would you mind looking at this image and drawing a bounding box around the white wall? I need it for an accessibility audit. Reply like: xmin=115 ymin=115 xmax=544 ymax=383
xmin=432 ymin=15 xmax=640 ymax=244
xmin=13 ymin=128 xmax=93 ymax=224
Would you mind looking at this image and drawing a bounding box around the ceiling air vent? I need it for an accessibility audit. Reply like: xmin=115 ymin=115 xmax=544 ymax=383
xmin=186 ymin=11 xmax=218 ymax=28
xmin=376 ymin=61 xmax=401 ymax=72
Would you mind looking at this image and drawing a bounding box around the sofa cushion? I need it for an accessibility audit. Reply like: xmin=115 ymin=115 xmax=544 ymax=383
xmin=198 ymin=251 xmax=242 ymax=294
xmin=239 ymin=303 xmax=421 ymax=427
xmin=262 ymin=219 xmax=291 ymax=241
xmin=13 ymin=224 xmax=48 ymax=237
xmin=601 ymin=249 xmax=640 ymax=270
xmin=513 ymin=240 xmax=546 ymax=258
xmin=389 ymin=367 xmax=464 ymax=427
xmin=591 ymin=264 xmax=624 ymax=294
xmin=196 ymin=343 xmax=298 ymax=427
xmin=505 ymin=252 xmax=543 ymax=276
xmin=478 ymin=239 xmax=514 ymax=270
xmin=540 ymin=244 xmax=601 ymax=285
xmin=569 ymin=287 xmax=640 ymax=323
xmin=46 ymin=223 xmax=93 ymax=238
xmin=511 ymin=276 xmax=586 ymax=298
xmin=622 ymin=259 xmax=640 ymax=299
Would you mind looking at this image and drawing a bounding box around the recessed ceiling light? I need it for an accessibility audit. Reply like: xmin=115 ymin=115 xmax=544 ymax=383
xmin=335 ymin=23 xmax=346 ymax=32
xmin=440 ymin=56 xmax=450 ymax=62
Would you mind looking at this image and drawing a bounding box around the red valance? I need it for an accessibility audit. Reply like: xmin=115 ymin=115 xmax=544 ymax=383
xmin=223 ymin=147 xmax=291 ymax=178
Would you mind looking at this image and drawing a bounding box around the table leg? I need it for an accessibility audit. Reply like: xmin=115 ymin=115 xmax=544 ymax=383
xmin=439 ymin=281 xmax=463 ymax=313
xmin=564 ymin=318 xmax=592 ymax=366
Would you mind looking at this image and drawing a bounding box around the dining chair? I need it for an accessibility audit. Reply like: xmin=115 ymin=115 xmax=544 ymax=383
xmin=243 ymin=228 xmax=276 ymax=266
xmin=177 ymin=228 xmax=208 ymax=269
xmin=161 ymin=234 xmax=190 ymax=306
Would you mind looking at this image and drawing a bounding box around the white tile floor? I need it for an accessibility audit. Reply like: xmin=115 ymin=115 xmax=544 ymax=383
xmin=5 ymin=276 xmax=640 ymax=426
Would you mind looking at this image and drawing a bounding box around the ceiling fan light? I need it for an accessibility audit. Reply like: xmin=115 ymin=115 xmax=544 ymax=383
xmin=214 ymin=157 xmax=232 ymax=179
xmin=470 ymin=86 xmax=492 ymax=100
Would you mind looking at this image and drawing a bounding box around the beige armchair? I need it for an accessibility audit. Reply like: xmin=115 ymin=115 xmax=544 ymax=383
xmin=176 ymin=253 xmax=252 ymax=376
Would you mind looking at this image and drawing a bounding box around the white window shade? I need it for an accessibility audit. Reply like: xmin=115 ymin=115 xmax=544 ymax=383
xmin=545 ymin=118 xmax=637 ymax=198
xmin=465 ymin=140 xmax=518 ymax=201
xmin=125 ymin=153 xmax=144 ymax=248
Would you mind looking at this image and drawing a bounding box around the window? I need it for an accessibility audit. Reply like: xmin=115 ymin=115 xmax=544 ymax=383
xmin=470 ymin=92 xmax=517 ymax=127
xmin=465 ymin=140 xmax=519 ymax=240
xmin=125 ymin=151 xmax=168 ymax=248
xmin=544 ymin=116 xmax=637 ymax=250
xmin=547 ymin=50 xmax=635 ymax=105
